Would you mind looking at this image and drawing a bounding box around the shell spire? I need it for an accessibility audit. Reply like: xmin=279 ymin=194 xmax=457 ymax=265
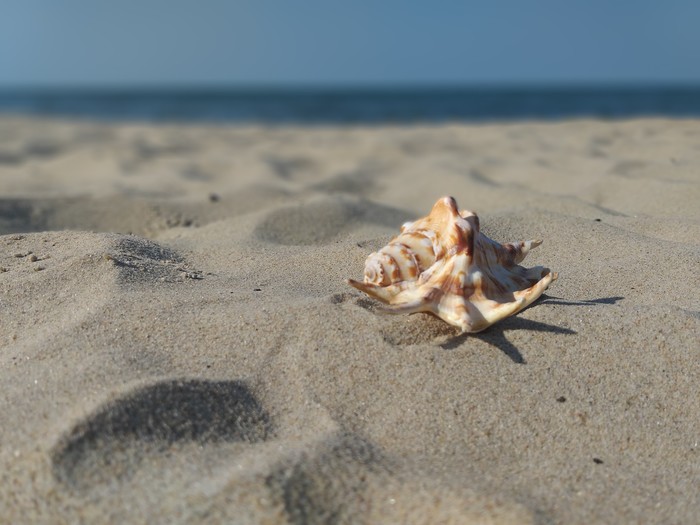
xmin=357 ymin=196 xmax=460 ymax=287
xmin=348 ymin=196 xmax=556 ymax=333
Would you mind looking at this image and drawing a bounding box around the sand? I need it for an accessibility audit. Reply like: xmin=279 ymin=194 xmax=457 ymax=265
xmin=0 ymin=116 xmax=698 ymax=524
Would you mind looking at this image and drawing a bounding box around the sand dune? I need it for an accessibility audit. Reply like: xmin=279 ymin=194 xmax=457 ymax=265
xmin=0 ymin=117 xmax=698 ymax=524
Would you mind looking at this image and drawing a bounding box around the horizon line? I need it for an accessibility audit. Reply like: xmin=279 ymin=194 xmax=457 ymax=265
xmin=1 ymin=81 xmax=700 ymax=93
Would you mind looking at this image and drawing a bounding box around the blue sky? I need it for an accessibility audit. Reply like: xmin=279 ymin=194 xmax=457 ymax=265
xmin=1 ymin=0 xmax=699 ymax=87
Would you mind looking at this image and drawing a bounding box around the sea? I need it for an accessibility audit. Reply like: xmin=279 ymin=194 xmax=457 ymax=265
xmin=0 ymin=86 xmax=699 ymax=124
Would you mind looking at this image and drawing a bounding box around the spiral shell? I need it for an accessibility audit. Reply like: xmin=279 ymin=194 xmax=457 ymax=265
xmin=362 ymin=198 xmax=456 ymax=286
xmin=363 ymin=232 xmax=433 ymax=286
xmin=348 ymin=196 xmax=557 ymax=333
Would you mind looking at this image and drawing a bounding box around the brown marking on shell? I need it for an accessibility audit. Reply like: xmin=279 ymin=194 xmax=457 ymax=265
xmin=361 ymin=198 xmax=461 ymax=286
xmin=348 ymin=196 xmax=556 ymax=333
xmin=407 ymin=264 xmax=418 ymax=279
xmin=398 ymin=231 xmax=434 ymax=268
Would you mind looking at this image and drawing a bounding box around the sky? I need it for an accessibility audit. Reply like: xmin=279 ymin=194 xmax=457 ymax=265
xmin=1 ymin=0 xmax=699 ymax=87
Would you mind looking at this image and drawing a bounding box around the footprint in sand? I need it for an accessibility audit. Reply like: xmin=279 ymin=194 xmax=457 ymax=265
xmin=0 ymin=199 xmax=48 ymax=234
xmin=0 ymin=197 xmax=200 ymax=236
xmin=265 ymin=431 xmax=528 ymax=525
xmin=265 ymin=154 xmax=319 ymax=183
xmin=51 ymin=378 xmax=527 ymax=523
xmin=0 ymin=139 xmax=63 ymax=166
xmin=254 ymin=196 xmax=411 ymax=246
xmin=265 ymin=432 xmax=392 ymax=525
xmin=309 ymin=167 xmax=378 ymax=197
xmin=51 ymin=379 xmax=272 ymax=489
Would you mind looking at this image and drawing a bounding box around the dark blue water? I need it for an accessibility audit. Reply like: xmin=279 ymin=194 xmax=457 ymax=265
xmin=1 ymin=86 xmax=699 ymax=123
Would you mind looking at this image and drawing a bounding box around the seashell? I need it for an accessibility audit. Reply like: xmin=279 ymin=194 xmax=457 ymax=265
xmin=348 ymin=196 xmax=557 ymax=333
xmin=361 ymin=201 xmax=452 ymax=286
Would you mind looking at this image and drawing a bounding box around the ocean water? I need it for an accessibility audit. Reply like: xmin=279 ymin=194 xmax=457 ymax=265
xmin=0 ymin=86 xmax=699 ymax=124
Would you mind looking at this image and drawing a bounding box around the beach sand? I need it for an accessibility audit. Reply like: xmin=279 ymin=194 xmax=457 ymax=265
xmin=1 ymin=116 xmax=698 ymax=524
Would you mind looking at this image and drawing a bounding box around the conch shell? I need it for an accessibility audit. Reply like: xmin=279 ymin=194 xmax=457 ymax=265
xmin=348 ymin=197 xmax=557 ymax=333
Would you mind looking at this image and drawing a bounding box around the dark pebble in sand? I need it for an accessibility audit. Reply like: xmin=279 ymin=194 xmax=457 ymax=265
xmin=593 ymin=458 xmax=604 ymax=464
xmin=556 ymin=396 xmax=567 ymax=403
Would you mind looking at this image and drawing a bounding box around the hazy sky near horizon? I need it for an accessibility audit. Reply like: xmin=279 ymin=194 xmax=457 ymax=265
xmin=1 ymin=1 xmax=699 ymax=87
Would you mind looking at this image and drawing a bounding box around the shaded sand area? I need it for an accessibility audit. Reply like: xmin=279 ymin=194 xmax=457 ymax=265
xmin=1 ymin=117 xmax=698 ymax=524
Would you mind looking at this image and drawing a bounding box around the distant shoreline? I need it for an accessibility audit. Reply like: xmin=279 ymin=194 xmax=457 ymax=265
xmin=1 ymin=85 xmax=699 ymax=123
